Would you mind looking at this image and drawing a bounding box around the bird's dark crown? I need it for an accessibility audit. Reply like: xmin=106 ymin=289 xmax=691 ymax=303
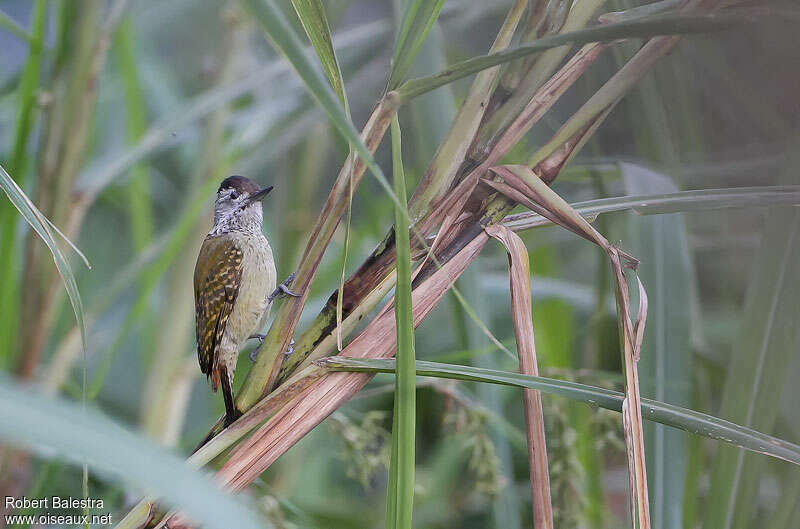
xmin=218 ymin=175 xmax=261 ymax=195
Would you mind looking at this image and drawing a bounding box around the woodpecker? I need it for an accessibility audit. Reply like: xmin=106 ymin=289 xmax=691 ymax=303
xmin=194 ymin=176 xmax=296 ymax=427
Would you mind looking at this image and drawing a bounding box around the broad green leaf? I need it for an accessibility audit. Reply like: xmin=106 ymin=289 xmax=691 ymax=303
xmin=387 ymin=0 xmax=446 ymax=90
xmin=621 ymin=163 xmax=692 ymax=529
xmin=396 ymin=9 xmax=771 ymax=101
xmin=0 ymin=377 xmax=268 ymax=529
xmin=386 ymin=116 xmax=416 ymax=529
xmin=322 ymin=358 xmax=800 ymax=466
xmin=703 ymin=206 xmax=800 ymax=529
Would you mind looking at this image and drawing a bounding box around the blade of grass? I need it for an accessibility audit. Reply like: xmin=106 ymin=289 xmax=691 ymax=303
xmin=501 ymin=186 xmax=800 ymax=231
xmin=242 ymin=0 xmax=400 ymax=208
xmin=322 ymin=358 xmax=800 ymax=466
xmin=387 ymin=0 xmax=446 ymax=90
xmin=290 ymin=0 xmax=348 ymax=107
xmin=395 ymin=9 xmax=766 ymax=101
xmin=386 ymin=115 xmax=416 ymax=529
xmin=0 ymin=8 xmax=35 ymax=44
xmin=486 ymin=224 xmax=554 ymax=529
xmin=0 ymin=164 xmax=89 ymax=373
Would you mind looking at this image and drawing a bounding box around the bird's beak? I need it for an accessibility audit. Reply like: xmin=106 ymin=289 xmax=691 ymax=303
xmin=246 ymin=186 xmax=273 ymax=205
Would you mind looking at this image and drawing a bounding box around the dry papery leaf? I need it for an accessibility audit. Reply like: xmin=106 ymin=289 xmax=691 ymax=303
xmin=486 ymin=224 xmax=553 ymax=529
xmin=487 ymin=163 xmax=651 ymax=529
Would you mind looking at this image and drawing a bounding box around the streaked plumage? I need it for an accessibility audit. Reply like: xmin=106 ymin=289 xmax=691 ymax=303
xmin=194 ymin=175 xmax=276 ymax=425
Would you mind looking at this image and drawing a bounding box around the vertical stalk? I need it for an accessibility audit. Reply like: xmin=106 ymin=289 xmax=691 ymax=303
xmin=386 ymin=116 xmax=416 ymax=529
xmin=0 ymin=0 xmax=47 ymax=366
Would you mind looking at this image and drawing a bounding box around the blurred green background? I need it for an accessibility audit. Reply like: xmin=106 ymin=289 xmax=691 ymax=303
xmin=0 ymin=1 xmax=798 ymax=528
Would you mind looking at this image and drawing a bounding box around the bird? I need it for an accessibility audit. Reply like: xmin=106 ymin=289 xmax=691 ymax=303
xmin=193 ymin=175 xmax=297 ymax=427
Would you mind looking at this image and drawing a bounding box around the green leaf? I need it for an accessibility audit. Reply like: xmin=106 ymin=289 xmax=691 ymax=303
xmin=322 ymin=358 xmax=800 ymax=466
xmin=386 ymin=116 xmax=415 ymax=529
xmin=290 ymin=0 xmax=348 ymax=107
xmin=501 ymin=186 xmax=800 ymax=231
xmin=387 ymin=0 xmax=446 ymax=90
xmin=621 ymin=163 xmax=692 ymax=529
xmin=396 ymin=9 xmax=770 ymax=101
xmin=0 ymin=377 xmax=268 ymax=529
xmin=703 ymin=206 xmax=800 ymax=529
xmin=242 ymin=0 xmax=404 ymax=212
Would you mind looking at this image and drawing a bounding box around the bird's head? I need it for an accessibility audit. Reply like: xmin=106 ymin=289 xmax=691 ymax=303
xmin=212 ymin=175 xmax=273 ymax=233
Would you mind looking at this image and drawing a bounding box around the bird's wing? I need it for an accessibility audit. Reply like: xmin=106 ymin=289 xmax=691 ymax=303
xmin=194 ymin=235 xmax=244 ymax=390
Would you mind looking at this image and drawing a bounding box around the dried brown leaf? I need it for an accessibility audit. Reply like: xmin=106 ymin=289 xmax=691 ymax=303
xmin=485 ymin=224 xmax=553 ymax=529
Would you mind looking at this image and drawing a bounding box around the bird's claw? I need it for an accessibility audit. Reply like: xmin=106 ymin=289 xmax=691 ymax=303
xmin=248 ymin=334 xmax=266 ymax=362
xmin=268 ymin=272 xmax=300 ymax=303
xmin=284 ymin=339 xmax=295 ymax=357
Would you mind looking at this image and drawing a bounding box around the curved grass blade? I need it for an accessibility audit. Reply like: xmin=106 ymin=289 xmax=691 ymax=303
xmin=387 ymin=0 xmax=446 ymax=90
xmin=0 ymin=164 xmax=89 ymax=358
xmin=0 ymin=377 xmax=267 ymax=529
xmin=322 ymin=358 xmax=800 ymax=466
xmin=396 ymin=9 xmax=774 ymax=101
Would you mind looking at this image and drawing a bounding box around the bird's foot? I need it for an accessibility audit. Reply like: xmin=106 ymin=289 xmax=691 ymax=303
xmin=284 ymin=338 xmax=296 ymax=357
xmin=268 ymin=272 xmax=301 ymax=303
xmin=248 ymin=334 xmax=266 ymax=362
xmin=249 ymin=333 xmax=266 ymax=344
